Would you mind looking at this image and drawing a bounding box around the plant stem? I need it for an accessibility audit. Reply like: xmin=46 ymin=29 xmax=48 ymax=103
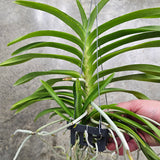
xmin=138 ymin=114 xmax=160 ymax=126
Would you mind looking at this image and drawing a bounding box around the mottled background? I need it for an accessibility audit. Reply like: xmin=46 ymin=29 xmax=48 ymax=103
xmin=0 ymin=0 xmax=160 ymax=160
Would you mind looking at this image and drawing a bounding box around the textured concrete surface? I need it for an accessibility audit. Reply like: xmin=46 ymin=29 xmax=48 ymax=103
xmin=0 ymin=0 xmax=160 ymax=160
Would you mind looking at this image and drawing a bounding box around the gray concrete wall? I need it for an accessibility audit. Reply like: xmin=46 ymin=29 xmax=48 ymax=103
xmin=0 ymin=0 xmax=160 ymax=160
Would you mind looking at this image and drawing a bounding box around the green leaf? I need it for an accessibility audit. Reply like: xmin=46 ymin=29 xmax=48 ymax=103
xmin=54 ymin=109 xmax=70 ymax=121
xmin=88 ymin=8 xmax=160 ymax=43
xmin=53 ymin=86 xmax=73 ymax=92
xmin=144 ymin=14 xmax=160 ymax=18
xmin=35 ymin=78 xmax=63 ymax=92
xmin=34 ymin=107 xmax=72 ymax=121
xmin=103 ymin=105 xmax=160 ymax=139
xmin=14 ymin=0 xmax=85 ymax=40
xmin=112 ymin=73 xmax=160 ymax=83
xmin=138 ymin=25 xmax=160 ymax=31
xmin=11 ymin=41 xmax=83 ymax=59
xmin=41 ymin=80 xmax=73 ymax=117
xmin=0 ymin=53 xmax=82 ymax=68
xmin=56 ymin=91 xmax=73 ymax=98
xmin=96 ymin=40 xmax=160 ymax=67
xmin=101 ymin=88 xmax=149 ymax=100
xmin=90 ymin=31 xmax=160 ymax=66
xmin=11 ymin=90 xmax=74 ymax=112
xmin=88 ymin=0 xmax=110 ymax=31
xmin=76 ymin=0 xmax=87 ymax=28
xmin=84 ymin=104 xmax=117 ymax=123
xmin=11 ymin=92 xmax=50 ymax=110
xmin=73 ymin=79 xmax=83 ymax=118
xmin=107 ymin=112 xmax=160 ymax=143
xmin=114 ymin=121 xmax=146 ymax=147
xmin=14 ymin=70 xmax=80 ymax=86
xmin=88 ymin=26 xmax=160 ymax=55
xmin=140 ymin=142 xmax=160 ymax=160
xmin=8 ymin=30 xmax=84 ymax=50
xmin=13 ymin=97 xmax=51 ymax=113
xmin=91 ymin=64 xmax=160 ymax=83
xmin=83 ymin=73 xmax=114 ymax=112
xmin=59 ymin=97 xmax=74 ymax=107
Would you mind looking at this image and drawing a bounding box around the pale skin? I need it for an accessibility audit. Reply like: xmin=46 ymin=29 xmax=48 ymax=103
xmin=107 ymin=99 xmax=160 ymax=155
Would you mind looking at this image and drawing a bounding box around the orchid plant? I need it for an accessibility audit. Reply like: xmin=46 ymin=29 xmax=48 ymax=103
xmin=1 ymin=0 xmax=160 ymax=159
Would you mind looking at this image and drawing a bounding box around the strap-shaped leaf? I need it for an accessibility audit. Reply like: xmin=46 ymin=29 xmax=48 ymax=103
xmin=53 ymin=86 xmax=73 ymax=91
xmin=0 ymin=53 xmax=82 ymax=68
xmin=35 ymin=78 xmax=63 ymax=92
xmin=84 ymin=104 xmax=117 ymax=123
xmin=76 ymin=0 xmax=87 ymax=28
xmin=11 ymin=90 xmax=73 ymax=110
xmin=96 ymin=40 xmax=160 ymax=67
xmin=112 ymin=73 xmax=160 ymax=83
xmin=88 ymin=26 xmax=160 ymax=55
xmin=90 ymin=80 xmax=149 ymax=99
xmin=35 ymin=79 xmax=73 ymax=93
xmin=73 ymin=79 xmax=83 ymax=118
xmin=100 ymin=88 xmax=149 ymax=100
xmin=54 ymin=109 xmax=70 ymax=121
xmin=11 ymin=92 xmax=74 ymax=113
xmin=144 ymin=14 xmax=160 ymax=18
xmin=34 ymin=108 xmax=59 ymax=121
xmin=12 ymin=97 xmax=51 ymax=113
xmin=11 ymin=78 xmax=65 ymax=110
xmin=59 ymin=97 xmax=74 ymax=107
xmin=34 ymin=107 xmax=74 ymax=121
xmin=91 ymin=64 xmax=160 ymax=83
xmin=83 ymin=73 xmax=114 ymax=112
xmin=12 ymin=88 xmax=75 ymax=112
xmin=11 ymin=92 xmax=51 ymax=110
xmin=11 ymin=42 xmax=83 ymax=59
xmin=103 ymin=105 xmax=160 ymax=138
xmin=14 ymin=70 xmax=80 ymax=86
xmin=114 ymin=121 xmax=146 ymax=147
xmin=56 ymin=91 xmax=73 ymax=98
xmin=15 ymin=0 xmax=85 ymax=40
xmin=8 ymin=30 xmax=84 ymax=50
xmin=117 ymin=122 xmax=160 ymax=160
xmin=107 ymin=112 xmax=160 ymax=143
xmin=88 ymin=8 xmax=160 ymax=43
xmin=140 ymin=142 xmax=160 ymax=160
xmin=88 ymin=0 xmax=110 ymax=31
xmin=90 ymin=31 xmax=160 ymax=66
xmin=41 ymin=80 xmax=73 ymax=117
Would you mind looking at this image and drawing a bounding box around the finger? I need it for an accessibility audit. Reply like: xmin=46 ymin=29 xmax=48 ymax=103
xmin=107 ymin=137 xmax=122 ymax=150
xmin=107 ymin=139 xmax=138 ymax=155
xmin=128 ymin=139 xmax=139 ymax=152
xmin=107 ymin=134 xmax=131 ymax=150
xmin=108 ymin=133 xmax=130 ymax=143
xmin=117 ymin=100 xmax=141 ymax=113
xmin=118 ymin=139 xmax=138 ymax=155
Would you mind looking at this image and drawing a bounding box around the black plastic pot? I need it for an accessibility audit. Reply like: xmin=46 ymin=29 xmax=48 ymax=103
xmin=68 ymin=124 xmax=109 ymax=152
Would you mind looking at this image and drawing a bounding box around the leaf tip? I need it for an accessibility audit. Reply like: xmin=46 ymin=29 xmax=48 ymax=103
xmin=13 ymin=82 xmax=18 ymax=86
xmin=40 ymin=79 xmax=45 ymax=84
xmin=7 ymin=42 xmax=11 ymax=46
xmin=34 ymin=117 xmax=38 ymax=122
xmin=0 ymin=61 xmax=6 ymax=66
xmin=14 ymin=0 xmax=21 ymax=4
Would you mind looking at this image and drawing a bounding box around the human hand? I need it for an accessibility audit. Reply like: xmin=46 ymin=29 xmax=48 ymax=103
xmin=107 ymin=99 xmax=160 ymax=155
